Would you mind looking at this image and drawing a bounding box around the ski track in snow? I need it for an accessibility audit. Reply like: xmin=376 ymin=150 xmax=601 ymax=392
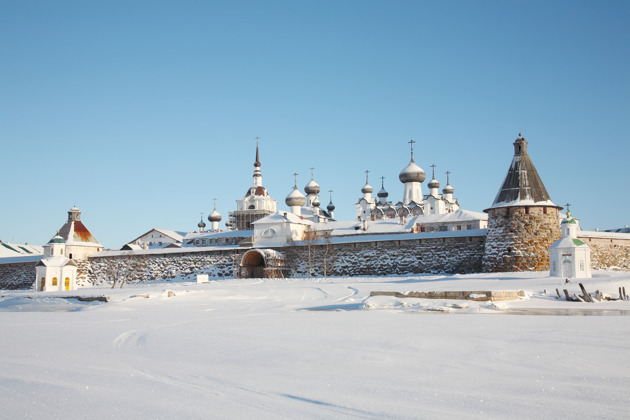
xmin=336 ymin=286 xmax=359 ymax=301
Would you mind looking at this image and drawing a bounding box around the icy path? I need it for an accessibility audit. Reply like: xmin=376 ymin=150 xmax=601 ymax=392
xmin=1 ymin=273 xmax=629 ymax=419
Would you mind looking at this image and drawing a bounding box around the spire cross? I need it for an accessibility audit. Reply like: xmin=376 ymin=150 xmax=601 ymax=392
xmin=565 ymin=203 xmax=571 ymax=215
xmin=408 ymin=139 xmax=415 ymax=159
xmin=200 ymin=212 xmax=204 ymax=219
xmin=293 ymin=172 xmax=299 ymax=187
xmin=310 ymin=167 xmax=315 ymax=178
xmin=329 ymin=189 xmax=334 ymax=201
xmin=445 ymin=170 xmax=451 ymax=184
xmin=381 ymin=176 xmax=385 ymax=188
xmin=365 ymin=170 xmax=370 ymax=183
xmin=213 ymin=198 xmax=217 ymax=210
xmin=430 ymin=164 xmax=436 ymax=178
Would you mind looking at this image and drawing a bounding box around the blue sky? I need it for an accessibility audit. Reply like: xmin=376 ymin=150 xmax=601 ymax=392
xmin=2 ymin=0 xmax=628 ymax=248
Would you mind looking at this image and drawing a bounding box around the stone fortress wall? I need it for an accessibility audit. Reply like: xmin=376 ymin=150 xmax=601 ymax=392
xmin=2 ymin=230 xmax=630 ymax=290
xmin=0 ymin=261 xmax=38 ymax=290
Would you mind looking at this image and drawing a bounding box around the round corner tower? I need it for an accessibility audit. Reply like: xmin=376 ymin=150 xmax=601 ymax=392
xmin=482 ymin=134 xmax=562 ymax=272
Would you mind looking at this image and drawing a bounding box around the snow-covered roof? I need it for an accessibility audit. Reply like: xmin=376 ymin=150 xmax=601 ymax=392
xmin=127 ymin=228 xmax=187 ymax=245
xmin=95 ymin=244 xmax=243 ymax=258
xmin=488 ymin=135 xmax=559 ymax=210
xmin=312 ymin=210 xmax=487 ymax=238
xmin=549 ymin=237 xmax=589 ymax=249
xmin=0 ymin=242 xmax=43 ymax=258
xmin=577 ymin=231 xmax=630 ymax=240
xmin=603 ymin=227 xmax=630 ymax=234
xmin=36 ymin=256 xmax=78 ymax=268
xmin=412 ymin=209 xmax=488 ymax=224
xmin=0 ymin=255 xmax=43 ymax=264
xmin=253 ymin=211 xmax=314 ymax=226
xmin=184 ymin=230 xmax=253 ymax=241
xmin=55 ymin=220 xmax=101 ymax=247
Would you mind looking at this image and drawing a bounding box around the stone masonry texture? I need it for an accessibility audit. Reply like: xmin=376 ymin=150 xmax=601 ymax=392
xmin=482 ymin=206 xmax=561 ymax=272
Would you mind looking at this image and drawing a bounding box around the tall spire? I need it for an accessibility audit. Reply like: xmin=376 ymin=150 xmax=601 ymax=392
xmin=254 ymin=136 xmax=261 ymax=168
xmin=252 ymin=137 xmax=262 ymax=188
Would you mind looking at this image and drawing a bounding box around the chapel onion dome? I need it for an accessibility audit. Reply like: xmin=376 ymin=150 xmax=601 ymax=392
xmin=312 ymin=198 xmax=321 ymax=207
xmin=51 ymin=233 xmax=65 ymax=244
xmin=443 ymin=184 xmax=454 ymax=194
xmin=208 ymin=209 xmax=222 ymax=222
xmin=286 ymin=186 xmax=307 ymax=207
xmin=361 ymin=182 xmax=373 ymax=194
xmin=198 ymin=219 xmax=206 ymax=229
xmin=428 ymin=177 xmax=440 ymax=189
xmin=327 ymin=201 xmax=335 ymax=212
xmin=399 ymin=159 xmax=426 ymax=183
xmin=304 ymin=178 xmax=320 ymax=195
xmin=377 ymin=187 xmax=389 ymax=199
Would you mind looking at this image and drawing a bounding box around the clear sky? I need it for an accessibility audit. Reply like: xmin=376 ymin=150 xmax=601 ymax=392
xmin=2 ymin=0 xmax=629 ymax=249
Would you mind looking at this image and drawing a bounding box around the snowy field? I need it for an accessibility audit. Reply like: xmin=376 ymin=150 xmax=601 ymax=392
xmin=1 ymin=271 xmax=629 ymax=419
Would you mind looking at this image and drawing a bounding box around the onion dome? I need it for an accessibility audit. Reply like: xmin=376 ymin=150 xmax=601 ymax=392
xmin=51 ymin=233 xmax=65 ymax=244
xmin=327 ymin=190 xmax=335 ymax=212
xmin=286 ymin=186 xmax=306 ymax=207
xmin=198 ymin=216 xmax=206 ymax=229
xmin=312 ymin=198 xmax=321 ymax=207
xmin=442 ymin=170 xmax=454 ymax=194
xmin=399 ymin=160 xmax=426 ymax=183
xmin=305 ymin=178 xmax=320 ymax=195
xmin=428 ymin=177 xmax=440 ymax=189
xmin=399 ymin=140 xmax=426 ymax=183
xmin=361 ymin=182 xmax=373 ymax=194
xmin=377 ymin=177 xmax=388 ymax=199
xmin=208 ymin=209 xmax=222 ymax=223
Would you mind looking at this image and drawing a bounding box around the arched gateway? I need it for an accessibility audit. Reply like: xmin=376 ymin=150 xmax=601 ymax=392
xmin=239 ymin=249 xmax=287 ymax=279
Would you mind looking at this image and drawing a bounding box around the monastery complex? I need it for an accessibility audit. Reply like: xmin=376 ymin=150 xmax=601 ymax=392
xmin=1 ymin=134 xmax=629 ymax=290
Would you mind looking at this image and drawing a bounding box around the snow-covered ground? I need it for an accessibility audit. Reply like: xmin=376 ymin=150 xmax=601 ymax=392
xmin=1 ymin=271 xmax=629 ymax=419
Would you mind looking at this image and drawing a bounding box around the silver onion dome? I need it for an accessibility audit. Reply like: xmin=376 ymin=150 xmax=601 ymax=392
xmin=361 ymin=182 xmax=373 ymax=194
xmin=208 ymin=208 xmax=222 ymax=222
xmin=428 ymin=177 xmax=440 ymax=189
xmin=399 ymin=159 xmax=426 ymax=184
xmin=198 ymin=218 xmax=206 ymax=229
xmin=286 ymin=186 xmax=306 ymax=207
xmin=377 ymin=187 xmax=388 ymax=198
xmin=304 ymin=178 xmax=320 ymax=195
xmin=443 ymin=184 xmax=454 ymax=194
xmin=312 ymin=197 xmax=321 ymax=207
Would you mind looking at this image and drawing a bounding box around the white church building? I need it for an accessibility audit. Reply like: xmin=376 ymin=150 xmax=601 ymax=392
xmin=35 ymin=234 xmax=79 ymax=292
xmin=34 ymin=207 xmax=103 ymax=292
xmin=549 ymin=211 xmax=592 ymax=278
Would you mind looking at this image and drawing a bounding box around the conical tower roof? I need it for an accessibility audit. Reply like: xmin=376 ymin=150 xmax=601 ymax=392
xmin=487 ymin=134 xmax=559 ymax=210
